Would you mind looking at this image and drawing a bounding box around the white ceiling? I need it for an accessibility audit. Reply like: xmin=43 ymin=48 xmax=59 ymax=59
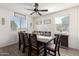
xmin=0 ymin=3 xmax=78 ymax=17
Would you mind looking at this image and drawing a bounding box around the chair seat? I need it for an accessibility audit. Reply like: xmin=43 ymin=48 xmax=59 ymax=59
xmin=47 ymin=43 xmax=55 ymax=51
xmin=31 ymin=41 xmax=44 ymax=50
xmin=31 ymin=44 xmax=44 ymax=50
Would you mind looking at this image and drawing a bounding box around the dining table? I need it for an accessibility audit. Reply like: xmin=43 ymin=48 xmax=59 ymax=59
xmin=37 ymin=35 xmax=55 ymax=56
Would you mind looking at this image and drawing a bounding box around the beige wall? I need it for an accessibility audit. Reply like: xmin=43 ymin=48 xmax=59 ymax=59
xmin=26 ymin=15 xmax=34 ymax=33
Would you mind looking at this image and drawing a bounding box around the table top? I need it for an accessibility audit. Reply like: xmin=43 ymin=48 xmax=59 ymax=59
xmin=37 ymin=35 xmax=55 ymax=43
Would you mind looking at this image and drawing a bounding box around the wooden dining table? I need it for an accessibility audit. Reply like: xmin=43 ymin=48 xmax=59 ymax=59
xmin=37 ymin=35 xmax=55 ymax=56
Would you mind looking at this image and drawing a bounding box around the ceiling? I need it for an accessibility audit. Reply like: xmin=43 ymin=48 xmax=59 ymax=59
xmin=0 ymin=3 xmax=78 ymax=17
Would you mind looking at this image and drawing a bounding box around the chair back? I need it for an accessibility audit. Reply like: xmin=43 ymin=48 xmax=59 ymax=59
xmin=18 ymin=31 xmax=23 ymax=42
xmin=22 ymin=32 xmax=29 ymax=46
xmin=29 ymin=34 xmax=38 ymax=47
xmin=54 ymin=35 xmax=61 ymax=51
xmin=18 ymin=32 xmax=20 ymax=41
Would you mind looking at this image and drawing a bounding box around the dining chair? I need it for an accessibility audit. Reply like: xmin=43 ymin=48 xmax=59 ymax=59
xmin=47 ymin=35 xmax=61 ymax=56
xmin=29 ymin=34 xmax=44 ymax=56
xmin=18 ymin=31 xmax=29 ymax=53
xmin=18 ymin=31 xmax=23 ymax=50
xmin=22 ymin=32 xmax=29 ymax=53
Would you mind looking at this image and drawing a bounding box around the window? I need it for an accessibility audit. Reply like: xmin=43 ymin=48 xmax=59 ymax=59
xmin=55 ymin=15 xmax=69 ymax=32
xmin=10 ymin=12 xmax=27 ymax=31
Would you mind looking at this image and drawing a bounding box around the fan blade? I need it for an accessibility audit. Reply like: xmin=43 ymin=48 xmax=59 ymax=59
xmin=25 ymin=8 xmax=34 ymax=11
xmin=35 ymin=3 xmax=39 ymax=8
xmin=38 ymin=9 xmax=48 ymax=12
xmin=30 ymin=12 xmax=35 ymax=15
xmin=38 ymin=12 xmax=42 ymax=16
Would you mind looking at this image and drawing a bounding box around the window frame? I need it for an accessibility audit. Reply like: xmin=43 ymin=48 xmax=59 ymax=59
xmin=11 ymin=12 xmax=27 ymax=31
xmin=54 ymin=15 xmax=70 ymax=33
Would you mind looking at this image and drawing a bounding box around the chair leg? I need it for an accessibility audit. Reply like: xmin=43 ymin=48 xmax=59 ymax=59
xmin=37 ymin=51 xmax=39 ymax=56
xmin=19 ymin=41 xmax=21 ymax=50
xmin=54 ymin=52 xmax=56 ymax=56
xmin=58 ymin=49 xmax=60 ymax=56
xmin=28 ymin=47 xmax=31 ymax=56
xmin=28 ymin=50 xmax=31 ymax=56
xmin=22 ymin=45 xmax=25 ymax=53
xmin=54 ymin=53 xmax=56 ymax=56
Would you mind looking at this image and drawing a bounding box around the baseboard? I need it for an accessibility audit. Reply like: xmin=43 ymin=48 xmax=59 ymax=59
xmin=68 ymin=47 xmax=79 ymax=51
xmin=61 ymin=46 xmax=79 ymax=51
xmin=0 ymin=41 xmax=18 ymax=48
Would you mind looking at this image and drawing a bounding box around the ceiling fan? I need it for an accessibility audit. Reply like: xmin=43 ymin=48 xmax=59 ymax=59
xmin=25 ymin=3 xmax=48 ymax=16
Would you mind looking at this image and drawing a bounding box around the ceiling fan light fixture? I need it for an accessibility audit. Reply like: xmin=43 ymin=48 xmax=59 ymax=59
xmin=25 ymin=3 xmax=48 ymax=16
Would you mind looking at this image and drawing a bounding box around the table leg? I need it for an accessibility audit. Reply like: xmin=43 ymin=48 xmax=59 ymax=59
xmin=44 ymin=43 xmax=47 ymax=56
